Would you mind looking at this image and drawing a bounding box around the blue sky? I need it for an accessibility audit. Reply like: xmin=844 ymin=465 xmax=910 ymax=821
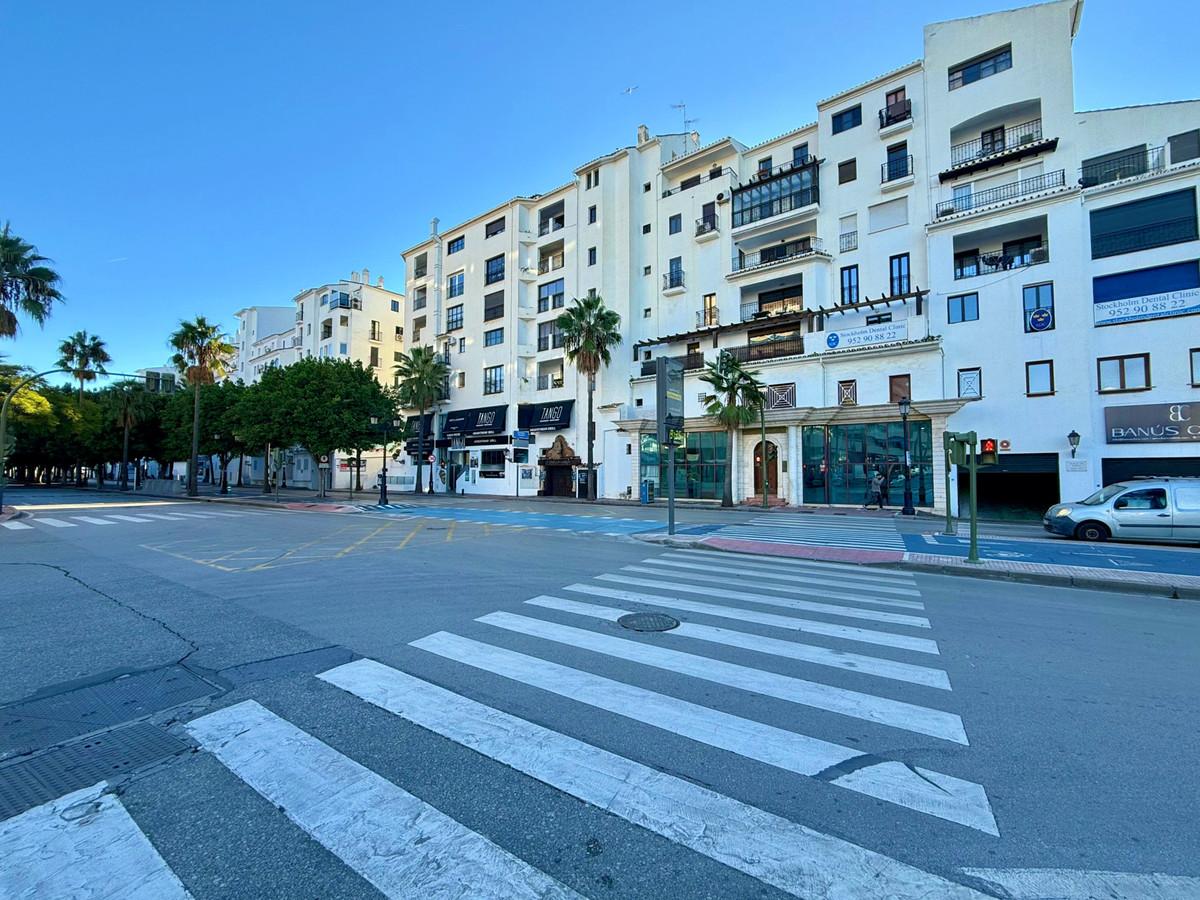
xmin=4 ymin=0 xmax=1197 ymax=384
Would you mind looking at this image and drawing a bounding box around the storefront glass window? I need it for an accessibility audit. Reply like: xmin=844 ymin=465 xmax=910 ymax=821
xmin=640 ymin=431 xmax=728 ymax=500
xmin=802 ymin=421 xmax=933 ymax=507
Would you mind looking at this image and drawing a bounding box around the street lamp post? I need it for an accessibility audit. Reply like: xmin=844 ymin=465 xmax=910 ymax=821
xmin=898 ymin=396 xmax=916 ymax=516
xmin=760 ymin=401 xmax=769 ymax=510
xmin=371 ymin=415 xmax=402 ymax=505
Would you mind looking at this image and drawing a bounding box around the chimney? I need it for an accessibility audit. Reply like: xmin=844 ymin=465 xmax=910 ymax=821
xmin=377 ymin=275 xmax=385 ymax=288
xmin=362 ymin=267 xmax=370 ymax=285
xmin=637 ymin=124 xmax=649 ymax=145
xmin=351 ymin=270 xmax=360 ymax=283
xmin=690 ymin=130 xmax=700 ymax=148
xmin=430 ymin=217 xmax=440 ymax=237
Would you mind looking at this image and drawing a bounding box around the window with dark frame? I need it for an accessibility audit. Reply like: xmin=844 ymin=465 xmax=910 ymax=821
xmin=447 ymin=235 xmax=465 ymax=254
xmin=1097 ymin=353 xmax=1151 ymax=393
xmin=948 ymin=292 xmax=979 ymax=323
xmin=889 ymin=374 xmax=911 ymax=403
xmin=642 ymin=223 xmax=651 ymax=234
xmin=885 ymin=87 xmax=906 ymax=107
xmin=413 ymin=286 xmax=427 ymax=310
xmin=792 ymin=143 xmax=809 ymax=166
xmin=889 ymin=253 xmax=911 ymax=294
xmin=838 ymin=159 xmax=857 ymax=184
xmin=840 ymin=265 xmax=859 ymax=304
xmin=1023 ymin=283 xmax=1054 ymax=332
xmin=1169 ymin=129 xmax=1200 ymax=164
xmin=866 ymin=312 xmax=892 ymax=325
xmin=447 ymin=271 xmax=464 ymax=298
xmin=669 ymin=214 xmax=682 ymax=234
xmin=958 ymin=367 xmax=982 ymax=398
xmin=1025 ymin=359 xmax=1054 ymax=396
xmin=1089 ymin=188 xmax=1198 ymax=258
xmin=1191 ymin=348 xmax=1200 ymax=386
xmin=588 ymin=246 xmax=597 ymax=266
xmin=485 ymin=217 xmax=505 ymax=238
xmin=588 ymin=205 xmax=597 ymax=224
xmin=483 ymin=290 xmax=504 ymax=321
xmin=832 ymin=105 xmax=862 ymax=134
xmin=758 ymin=157 xmax=772 ymax=174
xmin=446 ymin=305 xmax=463 ymax=331
xmin=483 ymin=365 xmax=504 ymax=395
xmin=484 ymin=327 xmax=503 ymax=347
xmin=484 ymin=254 xmax=505 ymax=285
xmin=949 ymin=45 xmax=1012 ymax=90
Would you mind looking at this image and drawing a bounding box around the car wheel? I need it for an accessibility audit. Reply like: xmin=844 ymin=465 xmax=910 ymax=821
xmin=1075 ymin=521 xmax=1110 ymax=542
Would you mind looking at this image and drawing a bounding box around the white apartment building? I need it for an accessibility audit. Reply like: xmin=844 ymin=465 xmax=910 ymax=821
xmin=231 ymin=306 xmax=297 ymax=384
xmin=402 ymin=0 xmax=1199 ymax=515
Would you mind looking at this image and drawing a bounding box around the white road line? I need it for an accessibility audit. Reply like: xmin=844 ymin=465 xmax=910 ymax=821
xmin=202 ymin=511 xmax=244 ymax=517
xmin=526 ymin=596 xmax=950 ymax=689
xmin=138 ymin=513 xmax=190 ymax=521
xmin=412 ymin=631 xmax=991 ymax=832
xmin=672 ymin=548 xmax=916 ymax=581
xmin=960 ymin=868 xmax=1200 ymax=899
xmin=106 ymin=514 xmax=155 ymax=523
xmin=71 ymin=516 xmax=117 ymax=525
xmin=477 ymin=612 xmax=968 ymax=744
xmin=628 ymin=562 xmax=925 ymax=610
xmin=596 ymin=574 xmax=932 ymax=629
xmin=1 ymin=520 xmax=34 ymax=530
xmin=320 ymin=659 xmax=990 ymax=899
xmin=186 ymin=700 xmax=581 ymax=900
xmin=33 ymin=517 xmax=76 ymax=528
xmin=0 ymin=782 xmax=191 ymax=900
xmin=168 ymin=511 xmax=215 ymax=518
xmin=644 ymin=556 xmax=924 ymax=600
xmin=563 ymin=583 xmax=940 ymax=654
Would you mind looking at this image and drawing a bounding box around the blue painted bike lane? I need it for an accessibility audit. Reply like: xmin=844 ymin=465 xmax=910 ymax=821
xmin=359 ymin=504 xmax=689 ymax=535
xmin=907 ymin=532 xmax=1200 ymax=576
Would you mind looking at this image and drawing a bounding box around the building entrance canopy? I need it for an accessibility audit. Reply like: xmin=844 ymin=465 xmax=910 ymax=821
xmin=518 ymin=400 xmax=575 ymax=431
xmin=443 ymin=405 xmax=508 ymax=436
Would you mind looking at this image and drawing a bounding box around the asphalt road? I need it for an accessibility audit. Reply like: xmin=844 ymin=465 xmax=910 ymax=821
xmin=2 ymin=487 xmax=1198 ymax=899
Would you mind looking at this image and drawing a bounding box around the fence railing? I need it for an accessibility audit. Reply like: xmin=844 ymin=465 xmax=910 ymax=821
xmin=882 ymin=155 xmax=913 ymax=183
xmin=954 ymin=242 xmax=1049 ymax=279
xmin=879 ymin=98 xmax=912 ymax=128
xmin=537 ymin=373 xmax=565 ymax=390
xmin=1091 ymin=216 xmax=1198 ymax=258
xmin=1080 ymin=146 xmax=1166 ymax=188
xmin=732 ymin=236 xmax=824 ymax=273
xmin=726 ymin=338 xmax=805 ymax=363
xmin=663 ymin=270 xmax=685 ymax=291
xmin=538 ymin=217 xmax=565 ymax=236
xmin=935 ymin=169 xmax=1066 ymax=217
xmin=697 ymin=307 xmax=719 ymax=327
xmin=839 ymin=231 xmax=858 ymax=252
xmin=695 ymin=215 xmax=718 ymax=237
xmin=732 ymin=186 xmax=820 ymax=227
xmin=661 ymin=166 xmax=737 ymax=198
xmin=740 ymin=296 xmax=803 ymax=321
xmin=949 ymin=118 xmax=1043 ymax=167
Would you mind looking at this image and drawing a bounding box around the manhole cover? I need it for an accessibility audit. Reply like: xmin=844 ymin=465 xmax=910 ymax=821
xmin=617 ymin=612 xmax=680 ymax=632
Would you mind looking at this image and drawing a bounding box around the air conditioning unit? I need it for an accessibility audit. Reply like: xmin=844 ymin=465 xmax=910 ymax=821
xmin=715 ymin=191 xmax=728 ymax=204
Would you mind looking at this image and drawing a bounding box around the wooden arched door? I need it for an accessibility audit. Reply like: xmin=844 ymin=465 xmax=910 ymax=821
xmin=753 ymin=440 xmax=779 ymax=496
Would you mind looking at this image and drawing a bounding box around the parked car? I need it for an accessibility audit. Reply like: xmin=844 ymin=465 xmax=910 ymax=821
xmin=1043 ymin=477 xmax=1200 ymax=544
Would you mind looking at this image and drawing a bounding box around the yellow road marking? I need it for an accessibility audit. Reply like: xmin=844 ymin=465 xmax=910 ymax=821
xmin=335 ymin=523 xmax=394 ymax=558
xmin=394 ymin=524 xmax=423 ymax=550
xmin=245 ymin=526 xmax=353 ymax=571
xmin=444 ymin=521 xmax=458 ymax=543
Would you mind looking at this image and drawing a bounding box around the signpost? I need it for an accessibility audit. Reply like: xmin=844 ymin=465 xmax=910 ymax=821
xmin=512 ymin=430 xmax=530 ymax=498
xmin=943 ymin=431 xmax=980 ymax=563
xmin=656 ymin=357 xmax=685 ymax=535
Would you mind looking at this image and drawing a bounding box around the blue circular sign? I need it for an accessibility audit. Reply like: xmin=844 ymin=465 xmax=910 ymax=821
xmin=1028 ymin=308 xmax=1053 ymax=331
xmin=826 ymin=333 xmax=840 ymax=348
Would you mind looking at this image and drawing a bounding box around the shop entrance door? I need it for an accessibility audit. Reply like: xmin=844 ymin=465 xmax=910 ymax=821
xmin=753 ymin=441 xmax=779 ymax=495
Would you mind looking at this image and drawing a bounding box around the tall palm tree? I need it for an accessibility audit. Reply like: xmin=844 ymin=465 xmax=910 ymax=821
xmin=699 ymin=351 xmax=765 ymax=508
xmin=169 ymin=316 xmax=234 ymax=497
xmin=394 ymin=346 xmax=449 ymax=495
xmin=108 ymin=381 xmax=146 ymax=491
xmin=0 ymin=223 xmax=64 ymax=337
xmin=57 ymin=330 xmax=111 ymax=405
xmin=556 ymin=294 xmax=622 ymax=500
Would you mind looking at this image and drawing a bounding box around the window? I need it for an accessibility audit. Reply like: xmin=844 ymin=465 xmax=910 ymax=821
xmin=338 ymin=342 xmax=348 ymax=356
xmin=681 ymin=174 xmax=702 ymax=190
xmin=1098 ymin=353 xmax=1150 ymax=393
xmin=447 ymin=235 xmax=464 ymax=254
xmin=394 ymin=352 xmax=403 ymax=363
xmin=701 ymin=293 xmax=718 ymax=326
xmin=537 ymin=278 xmax=564 ymax=312
xmin=1089 ymin=188 xmax=1198 ymax=258
xmin=446 ymin=305 xmax=463 ymax=331
xmin=793 ymin=143 xmax=809 ymax=166
xmin=369 ymin=319 xmax=382 ymax=341
xmin=1116 ymin=488 xmax=1168 ymax=511
xmin=588 ymin=205 xmax=597 ymax=224
xmin=588 ymin=246 xmax=597 ymax=266
xmin=456 ymin=372 xmax=466 ymax=389
xmin=394 ymin=325 xmax=403 ymax=342
xmin=412 ymin=315 xmax=425 ymax=343
xmin=448 ymin=271 xmax=464 ymax=298
xmin=889 ymin=374 xmax=911 ymax=403
xmin=949 ymin=45 xmax=1012 ymax=90
xmin=537 ymin=321 xmax=554 ymax=351
xmin=840 ymin=265 xmax=859 ymax=304
xmin=320 ymin=319 xmax=332 ymax=340
xmin=483 ymin=365 xmax=504 ymax=394
xmin=884 ymin=142 xmax=910 ymax=181
xmin=889 ymin=253 xmax=911 ymax=294
xmin=832 ymin=105 xmax=862 ymax=134
xmin=731 ymin=165 xmax=818 ymax=226
xmin=669 ymin=214 xmax=682 ymax=234
xmin=643 ymin=308 xmax=652 ymax=318
xmin=483 ymin=254 xmax=505 ymax=285
xmin=838 ymin=159 xmax=857 ymax=184
xmin=369 ymin=347 xmax=380 ymax=368
xmin=642 ymin=223 xmax=651 ymax=234
xmin=948 ymin=292 xmax=979 ymax=323
xmin=980 ymin=126 xmax=1006 ymax=157
xmin=837 ymin=380 xmax=857 ymax=406
xmin=958 ymin=368 xmax=982 ymax=399
xmin=484 ymin=328 xmax=504 ymax=347
xmin=585 ymin=169 xmax=600 ymax=189
xmin=320 ymin=293 xmax=328 ymax=306
xmin=758 ymin=157 xmax=772 ymax=174
xmin=643 ymin=265 xmax=652 ymax=276
xmin=886 ymin=87 xmax=906 ymax=107
xmin=485 ymin=217 xmax=505 ymax=238
xmin=866 ymin=312 xmax=892 ymax=325
xmin=390 ymin=299 xmax=400 ymax=313
xmin=413 ymin=253 xmax=428 ymax=278
xmin=412 ymin=286 xmax=427 ymax=310
xmin=642 ymin=181 xmax=650 ymax=192
xmin=869 ymin=196 xmax=909 ymax=233
xmin=1023 ymin=283 xmax=1055 ymax=332
xmin=1192 ymin=348 xmax=1200 ymax=386
xmin=1170 ymin=129 xmax=1200 ymax=164
xmin=458 ymin=336 xmax=466 ymax=353
xmin=484 ymin=290 xmax=504 ymax=321
xmin=1025 ymin=360 xmax=1054 ymax=396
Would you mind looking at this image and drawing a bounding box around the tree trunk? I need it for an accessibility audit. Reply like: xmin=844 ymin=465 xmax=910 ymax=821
xmin=586 ymin=372 xmax=596 ymax=500
xmin=355 ymin=448 xmax=363 ymax=492
xmin=236 ymin=453 xmax=244 ymax=487
xmin=120 ymin=422 xmax=131 ymax=491
xmin=415 ymin=409 xmax=425 ymax=498
xmin=188 ymin=383 xmax=201 ymax=496
xmin=722 ymin=427 xmax=735 ymax=508
xmin=219 ymin=453 xmax=229 ymax=494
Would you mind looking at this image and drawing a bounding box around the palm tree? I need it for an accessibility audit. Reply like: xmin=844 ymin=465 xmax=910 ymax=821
xmin=169 ymin=316 xmax=234 ymax=497
xmin=108 ymin=381 xmax=146 ymax=491
xmin=57 ymin=330 xmax=111 ymax=405
xmin=394 ymin=346 xmax=448 ymax=495
xmin=0 ymin=223 xmax=64 ymax=337
xmin=699 ymin=351 xmax=765 ymax=508
xmin=556 ymin=294 xmax=622 ymax=500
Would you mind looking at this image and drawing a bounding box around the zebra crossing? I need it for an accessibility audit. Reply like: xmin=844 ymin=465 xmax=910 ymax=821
xmin=0 ymin=507 xmax=274 ymax=533
xmin=2 ymin=548 xmax=1001 ymax=899
xmin=713 ymin=513 xmax=908 ymax=551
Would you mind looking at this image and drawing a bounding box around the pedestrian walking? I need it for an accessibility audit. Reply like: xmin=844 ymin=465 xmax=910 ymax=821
xmin=863 ymin=471 xmax=885 ymax=509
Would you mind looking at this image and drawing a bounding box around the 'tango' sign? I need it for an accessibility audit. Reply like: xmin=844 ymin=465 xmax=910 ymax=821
xmin=1104 ymin=402 xmax=1199 ymax=443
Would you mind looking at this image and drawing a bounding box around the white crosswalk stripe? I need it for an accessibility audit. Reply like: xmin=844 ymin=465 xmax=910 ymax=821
xmin=70 ymin=515 xmax=118 ymax=525
xmin=106 ymin=514 xmax=155 ymax=523
xmin=715 ymin=515 xmax=908 ymax=551
xmin=1 ymin=519 xmax=34 ymax=530
xmin=33 ymin=516 xmax=76 ymax=527
xmin=671 ymin=546 xmax=917 ymax=580
xmin=641 ymin=555 xmax=924 ymax=600
xmin=0 ymin=507 xmax=261 ymax=533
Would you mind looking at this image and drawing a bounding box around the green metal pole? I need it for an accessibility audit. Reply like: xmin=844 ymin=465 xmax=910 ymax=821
xmin=760 ymin=404 xmax=768 ymax=509
xmin=967 ymin=434 xmax=980 ymax=564
xmin=943 ymin=431 xmax=954 ymax=536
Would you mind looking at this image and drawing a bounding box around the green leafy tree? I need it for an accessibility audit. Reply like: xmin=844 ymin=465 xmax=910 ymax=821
xmin=130 ymin=391 xmax=171 ymax=481
xmin=169 ymin=316 xmax=234 ymax=496
xmin=394 ymin=346 xmax=448 ymax=495
xmin=0 ymin=365 xmax=55 ymax=489
xmin=556 ymin=294 xmax=622 ymax=500
xmin=230 ymin=367 xmax=290 ymax=492
xmin=57 ymin=330 xmax=111 ymax=405
xmin=0 ymin=223 xmax=64 ymax=337
xmin=699 ymin=351 xmax=765 ymax=508
xmin=197 ymin=380 xmax=246 ymax=494
xmin=105 ymin=381 xmax=148 ymax=490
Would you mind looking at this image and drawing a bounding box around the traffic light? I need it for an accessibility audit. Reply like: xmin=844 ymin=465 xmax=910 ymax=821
xmin=979 ymin=437 xmax=998 ymax=466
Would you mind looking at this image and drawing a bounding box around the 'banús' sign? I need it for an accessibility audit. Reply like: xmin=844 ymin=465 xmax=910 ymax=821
xmin=1104 ymin=402 xmax=1199 ymax=443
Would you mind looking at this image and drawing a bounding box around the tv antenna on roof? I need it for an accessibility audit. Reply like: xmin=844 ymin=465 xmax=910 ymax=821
xmin=670 ymin=102 xmax=699 ymax=138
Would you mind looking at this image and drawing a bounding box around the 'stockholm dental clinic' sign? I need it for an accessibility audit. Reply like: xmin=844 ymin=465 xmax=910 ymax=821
xmin=823 ymin=318 xmax=908 ymax=351
xmin=1104 ymin=402 xmax=1200 ymax=443
xmin=1093 ymin=285 xmax=1200 ymax=326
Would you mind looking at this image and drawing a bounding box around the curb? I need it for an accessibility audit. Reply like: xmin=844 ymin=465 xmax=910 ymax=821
xmin=128 ymin=491 xmax=361 ymax=514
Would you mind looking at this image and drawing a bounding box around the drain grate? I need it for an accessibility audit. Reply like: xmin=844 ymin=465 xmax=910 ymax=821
xmin=1 ymin=665 xmax=218 ymax=760
xmin=617 ymin=612 xmax=680 ymax=633
xmin=0 ymin=722 xmax=192 ymax=820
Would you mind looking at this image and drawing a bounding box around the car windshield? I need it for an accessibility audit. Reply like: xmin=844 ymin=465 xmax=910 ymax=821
xmin=1079 ymin=484 xmax=1128 ymax=505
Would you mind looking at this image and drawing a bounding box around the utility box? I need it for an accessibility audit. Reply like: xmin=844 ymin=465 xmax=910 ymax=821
xmin=640 ymin=480 xmax=656 ymax=504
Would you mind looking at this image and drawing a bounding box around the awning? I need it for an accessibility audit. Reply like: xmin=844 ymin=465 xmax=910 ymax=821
xmin=518 ymin=400 xmax=575 ymax=431
xmin=443 ymin=404 xmax=507 ymax=435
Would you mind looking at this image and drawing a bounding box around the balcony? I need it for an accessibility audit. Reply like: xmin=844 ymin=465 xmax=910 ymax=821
xmin=732 ymin=185 xmax=819 ymax=229
xmin=839 ymin=231 xmax=858 ymax=252
xmin=663 ymin=270 xmax=685 ymax=294
xmin=740 ymin=296 xmax=803 ymax=321
xmin=731 ymin=157 xmax=820 ymax=230
xmin=1091 ymin=217 xmax=1198 ymax=259
xmin=538 ymin=253 xmax=564 ymax=275
xmin=695 ymin=215 xmax=719 ymax=241
xmin=1080 ymin=146 xmax=1166 ymax=188
xmin=538 ymin=216 xmax=565 ymax=237
xmin=329 ymin=296 xmax=362 ymax=311
xmin=697 ymin=307 xmax=719 ymax=328
xmin=412 ymin=266 xmax=427 ymax=279
xmin=662 ymin=166 xmax=735 ymax=198
xmin=935 ymin=169 xmax=1067 ymax=217
xmin=941 ymin=118 xmax=1057 ymax=181
xmin=879 ymin=99 xmax=913 ymax=129
xmin=727 ymin=338 xmax=805 ymax=363
xmin=537 ymin=373 xmax=565 ymax=390
xmin=639 ymin=353 xmax=706 ymax=377
xmin=881 ymin=155 xmax=913 ymax=184
xmin=369 ymin=327 xmax=383 ymax=342
xmin=954 ymin=242 xmax=1049 ymax=279
xmin=731 ymin=236 xmax=825 ymax=274
xmin=537 ymin=334 xmax=565 ymax=352
xmin=518 ymin=228 xmax=537 ymax=244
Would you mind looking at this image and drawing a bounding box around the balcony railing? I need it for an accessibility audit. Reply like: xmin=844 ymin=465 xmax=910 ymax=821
xmin=740 ymin=296 xmax=803 ymax=321
xmin=329 ymin=296 xmax=363 ymax=310
xmin=879 ymin=99 xmax=912 ymax=128
xmin=1080 ymin=146 xmax=1166 ymax=188
xmin=954 ymin=242 xmax=1049 ymax=279
xmin=538 ymin=217 xmax=565 ymax=236
xmin=726 ymin=338 xmax=805 ymax=363
xmin=732 ymin=236 xmax=824 ymax=273
xmin=935 ymin=169 xmax=1066 ymax=217
xmin=882 ymin=155 xmax=913 ymax=183
xmin=639 ymin=353 xmax=706 ymax=377
xmin=663 ymin=270 xmax=685 ymax=291
xmin=949 ymin=118 xmax=1044 ymax=167
xmin=537 ymin=373 xmax=565 ymax=390
xmin=412 ymin=295 xmax=427 ymax=310
xmin=732 ymin=186 xmax=819 ymax=228
xmin=369 ymin=328 xmax=383 ymax=341
xmin=1091 ymin=216 xmax=1198 ymax=259
xmin=413 ymin=266 xmax=427 ymax=278
xmin=697 ymin=307 xmax=719 ymax=327
xmin=537 ymin=334 xmax=565 ymax=352
xmin=839 ymin=231 xmax=858 ymax=252
xmin=538 ymin=254 xmax=565 ymax=275
xmin=662 ymin=166 xmax=736 ymax=198
xmin=695 ymin=215 xmax=718 ymax=237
